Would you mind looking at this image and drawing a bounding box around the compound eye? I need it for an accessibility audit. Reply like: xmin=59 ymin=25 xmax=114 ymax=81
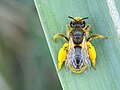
xmin=81 ymin=21 xmax=85 ymax=28
xmin=70 ymin=21 xmax=75 ymax=28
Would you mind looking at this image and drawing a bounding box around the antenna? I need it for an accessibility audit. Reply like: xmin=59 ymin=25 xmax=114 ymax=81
xmin=68 ymin=16 xmax=77 ymax=21
xmin=81 ymin=17 xmax=89 ymax=21
xmin=68 ymin=16 xmax=89 ymax=21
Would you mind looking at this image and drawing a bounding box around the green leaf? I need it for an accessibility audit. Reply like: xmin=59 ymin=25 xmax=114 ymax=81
xmin=34 ymin=0 xmax=120 ymax=90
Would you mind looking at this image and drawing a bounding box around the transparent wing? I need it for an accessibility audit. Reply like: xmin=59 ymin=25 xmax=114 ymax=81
xmin=81 ymin=36 xmax=91 ymax=73
xmin=65 ymin=35 xmax=75 ymax=72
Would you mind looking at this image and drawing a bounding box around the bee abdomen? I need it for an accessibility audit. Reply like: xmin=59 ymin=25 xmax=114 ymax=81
xmin=74 ymin=46 xmax=83 ymax=67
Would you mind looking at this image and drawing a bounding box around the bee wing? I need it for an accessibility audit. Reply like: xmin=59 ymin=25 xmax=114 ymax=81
xmin=81 ymin=36 xmax=88 ymax=53
xmin=68 ymin=35 xmax=74 ymax=50
xmin=81 ymin=36 xmax=91 ymax=72
xmin=65 ymin=35 xmax=75 ymax=71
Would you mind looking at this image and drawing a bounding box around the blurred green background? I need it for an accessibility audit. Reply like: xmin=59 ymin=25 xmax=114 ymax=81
xmin=0 ymin=0 xmax=62 ymax=90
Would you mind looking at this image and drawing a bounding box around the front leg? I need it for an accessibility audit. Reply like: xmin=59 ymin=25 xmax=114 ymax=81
xmin=58 ymin=43 xmax=68 ymax=71
xmin=82 ymin=24 xmax=91 ymax=38
xmin=83 ymin=24 xmax=91 ymax=32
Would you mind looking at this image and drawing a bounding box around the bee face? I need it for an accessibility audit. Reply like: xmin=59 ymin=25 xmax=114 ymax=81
xmin=68 ymin=16 xmax=88 ymax=28
xmin=70 ymin=20 xmax=86 ymax=28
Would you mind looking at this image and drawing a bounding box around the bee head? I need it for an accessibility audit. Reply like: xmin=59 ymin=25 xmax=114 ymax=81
xmin=68 ymin=16 xmax=88 ymax=28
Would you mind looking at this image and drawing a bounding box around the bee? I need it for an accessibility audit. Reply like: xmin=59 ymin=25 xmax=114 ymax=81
xmin=54 ymin=16 xmax=107 ymax=73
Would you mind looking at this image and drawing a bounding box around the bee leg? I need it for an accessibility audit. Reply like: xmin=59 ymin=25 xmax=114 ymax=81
xmin=54 ymin=34 xmax=69 ymax=42
xmin=84 ymin=24 xmax=91 ymax=32
xmin=58 ymin=43 xmax=68 ymax=71
xmin=87 ymin=42 xmax=96 ymax=69
xmin=87 ymin=34 xmax=108 ymax=42
xmin=66 ymin=25 xmax=71 ymax=30
xmin=82 ymin=24 xmax=91 ymax=38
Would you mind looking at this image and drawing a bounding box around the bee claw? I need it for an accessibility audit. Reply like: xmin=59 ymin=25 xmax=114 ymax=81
xmin=53 ymin=37 xmax=57 ymax=43
xmin=105 ymin=36 xmax=108 ymax=39
xmin=57 ymin=69 xmax=60 ymax=72
xmin=93 ymin=67 xmax=96 ymax=70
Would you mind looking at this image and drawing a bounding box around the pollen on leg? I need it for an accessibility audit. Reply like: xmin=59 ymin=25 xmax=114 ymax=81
xmin=57 ymin=43 xmax=68 ymax=71
xmin=58 ymin=62 xmax=64 ymax=72
xmin=87 ymin=42 xmax=96 ymax=68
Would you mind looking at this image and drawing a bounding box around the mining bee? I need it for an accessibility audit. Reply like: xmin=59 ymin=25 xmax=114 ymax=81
xmin=54 ymin=16 xmax=107 ymax=73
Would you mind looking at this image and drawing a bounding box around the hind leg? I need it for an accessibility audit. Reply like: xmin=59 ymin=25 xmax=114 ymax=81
xmin=58 ymin=43 xmax=68 ymax=71
xmin=87 ymin=42 xmax=96 ymax=69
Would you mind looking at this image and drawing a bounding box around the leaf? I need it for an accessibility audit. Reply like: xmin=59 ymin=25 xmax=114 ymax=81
xmin=34 ymin=0 xmax=120 ymax=90
xmin=106 ymin=0 xmax=120 ymax=38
